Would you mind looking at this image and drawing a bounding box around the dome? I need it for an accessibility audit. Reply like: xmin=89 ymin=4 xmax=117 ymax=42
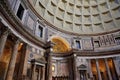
xmin=29 ymin=0 xmax=120 ymax=35
xmin=1 ymin=0 xmax=120 ymax=80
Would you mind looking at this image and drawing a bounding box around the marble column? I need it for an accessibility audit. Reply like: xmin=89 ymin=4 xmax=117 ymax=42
xmin=88 ymin=59 xmax=93 ymax=80
xmin=42 ymin=67 xmax=45 ymax=80
xmin=3 ymin=48 xmax=12 ymax=80
xmin=17 ymin=44 xmax=30 ymax=80
xmin=38 ymin=67 xmax=42 ymax=80
xmin=104 ymin=58 xmax=112 ymax=80
xmin=6 ymin=39 xmax=20 ymax=80
xmin=73 ymin=54 xmax=77 ymax=80
xmin=31 ymin=64 xmax=36 ymax=80
xmin=113 ymin=57 xmax=120 ymax=80
xmin=48 ymin=53 xmax=52 ymax=80
xmin=22 ymin=45 xmax=30 ymax=76
xmin=0 ymin=29 xmax=10 ymax=59
xmin=45 ymin=41 xmax=52 ymax=80
xmin=96 ymin=59 xmax=102 ymax=80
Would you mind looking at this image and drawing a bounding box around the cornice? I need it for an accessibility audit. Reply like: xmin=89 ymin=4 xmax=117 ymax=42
xmin=51 ymin=51 xmax=73 ymax=57
xmin=26 ymin=0 xmax=120 ymax=36
xmin=0 ymin=0 xmax=47 ymax=49
xmin=51 ymin=49 xmax=120 ymax=57
xmin=73 ymin=49 xmax=120 ymax=56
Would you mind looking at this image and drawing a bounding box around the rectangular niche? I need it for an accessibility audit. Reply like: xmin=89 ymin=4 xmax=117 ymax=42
xmin=115 ymin=36 xmax=120 ymax=45
xmin=44 ymin=11 xmax=54 ymax=23
xmin=75 ymin=0 xmax=82 ymax=5
xmin=54 ymin=17 xmax=63 ymax=28
xmin=56 ymin=8 xmax=65 ymax=19
xmin=58 ymin=0 xmax=67 ymax=10
xmin=73 ymin=24 xmax=82 ymax=32
xmin=83 ymin=7 xmax=90 ymax=15
xmin=98 ymin=0 xmax=106 ymax=4
xmin=83 ymin=15 xmax=91 ymax=24
xmin=93 ymin=23 xmax=104 ymax=32
xmin=102 ymin=11 xmax=112 ymax=21
xmin=47 ymin=1 xmax=56 ymax=14
xmin=111 ymin=7 xmax=120 ymax=18
xmin=67 ymin=3 xmax=74 ymax=13
xmin=41 ymin=0 xmax=49 ymax=6
xmin=94 ymin=41 xmax=100 ymax=48
xmin=90 ymin=0 xmax=97 ymax=5
xmin=83 ymin=0 xmax=89 ymax=6
xmin=99 ymin=2 xmax=108 ymax=12
xmin=65 ymin=12 xmax=73 ymax=22
xmin=63 ymin=21 xmax=73 ymax=31
xmin=83 ymin=24 xmax=93 ymax=33
xmin=109 ymin=0 xmax=119 ymax=8
xmin=115 ymin=18 xmax=120 ymax=27
xmin=51 ymin=0 xmax=59 ymax=5
xmin=91 ymin=5 xmax=99 ymax=14
xmin=104 ymin=20 xmax=116 ymax=30
xmin=74 ymin=15 xmax=82 ymax=23
xmin=92 ymin=14 xmax=101 ymax=23
xmin=69 ymin=0 xmax=74 ymax=4
xmin=75 ymin=5 xmax=82 ymax=15
xmin=38 ymin=2 xmax=45 ymax=16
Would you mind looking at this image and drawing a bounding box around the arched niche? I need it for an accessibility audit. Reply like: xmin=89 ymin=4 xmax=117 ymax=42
xmin=50 ymin=36 xmax=71 ymax=53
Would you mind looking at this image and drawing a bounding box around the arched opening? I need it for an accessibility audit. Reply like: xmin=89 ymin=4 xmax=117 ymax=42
xmin=50 ymin=36 xmax=71 ymax=53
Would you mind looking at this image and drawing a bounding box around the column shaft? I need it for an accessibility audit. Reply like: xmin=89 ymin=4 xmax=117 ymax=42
xmin=48 ymin=54 xmax=52 ymax=80
xmin=38 ymin=67 xmax=41 ymax=80
xmin=88 ymin=59 xmax=93 ymax=80
xmin=96 ymin=59 xmax=102 ymax=80
xmin=104 ymin=58 xmax=112 ymax=80
xmin=6 ymin=39 xmax=20 ymax=80
xmin=42 ymin=67 xmax=45 ymax=80
xmin=45 ymin=42 xmax=52 ymax=80
xmin=22 ymin=45 xmax=30 ymax=75
xmin=17 ymin=44 xmax=30 ymax=80
xmin=3 ymin=48 xmax=12 ymax=80
xmin=113 ymin=58 xmax=120 ymax=80
xmin=45 ymin=48 xmax=52 ymax=80
xmin=31 ymin=64 xmax=36 ymax=80
xmin=0 ymin=29 xmax=9 ymax=59
xmin=73 ymin=54 xmax=77 ymax=80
